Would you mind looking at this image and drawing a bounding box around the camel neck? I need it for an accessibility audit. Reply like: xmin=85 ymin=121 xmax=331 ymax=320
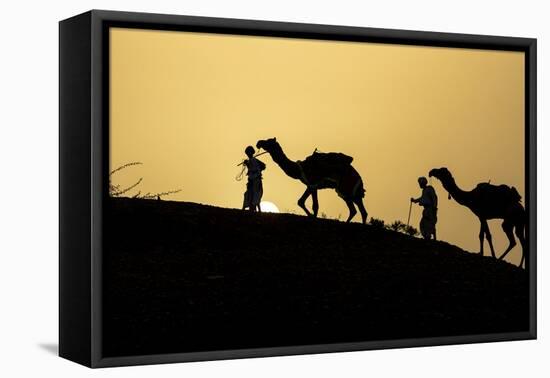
xmin=269 ymin=145 xmax=302 ymax=180
xmin=442 ymin=176 xmax=470 ymax=205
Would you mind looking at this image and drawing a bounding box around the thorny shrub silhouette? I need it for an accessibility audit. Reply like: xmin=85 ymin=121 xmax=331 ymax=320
xmin=109 ymin=162 xmax=181 ymax=200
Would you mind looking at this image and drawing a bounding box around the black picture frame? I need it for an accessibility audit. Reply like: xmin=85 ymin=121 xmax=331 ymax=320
xmin=59 ymin=9 xmax=537 ymax=368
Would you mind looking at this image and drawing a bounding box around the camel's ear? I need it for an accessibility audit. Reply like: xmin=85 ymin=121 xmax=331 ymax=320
xmin=274 ymin=137 xmax=277 ymax=142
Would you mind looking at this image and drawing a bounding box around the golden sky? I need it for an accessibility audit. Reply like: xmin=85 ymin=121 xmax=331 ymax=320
xmin=110 ymin=28 xmax=525 ymax=265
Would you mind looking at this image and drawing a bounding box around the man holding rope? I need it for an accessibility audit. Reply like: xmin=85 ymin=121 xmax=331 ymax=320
xmin=241 ymin=146 xmax=266 ymax=212
xmin=411 ymin=176 xmax=438 ymax=240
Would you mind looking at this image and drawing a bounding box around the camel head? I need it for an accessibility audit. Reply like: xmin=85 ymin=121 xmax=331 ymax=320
xmin=429 ymin=167 xmax=455 ymax=200
xmin=429 ymin=167 xmax=453 ymax=182
xmin=256 ymin=138 xmax=280 ymax=153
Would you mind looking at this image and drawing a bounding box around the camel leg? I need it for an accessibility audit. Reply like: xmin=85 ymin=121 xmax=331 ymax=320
xmin=311 ymin=189 xmax=319 ymax=218
xmin=515 ymin=221 xmax=526 ymax=268
xmin=483 ymin=221 xmax=496 ymax=258
xmin=477 ymin=220 xmax=495 ymax=257
xmin=519 ymin=252 xmax=525 ymax=269
xmin=345 ymin=200 xmax=357 ymax=223
xmin=353 ymin=198 xmax=368 ymax=224
xmin=498 ymin=220 xmax=517 ymax=261
xmin=297 ymin=187 xmax=313 ymax=217
xmin=478 ymin=221 xmax=485 ymax=256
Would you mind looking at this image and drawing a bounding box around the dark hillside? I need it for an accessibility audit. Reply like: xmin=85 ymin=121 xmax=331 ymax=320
xmin=103 ymin=198 xmax=529 ymax=357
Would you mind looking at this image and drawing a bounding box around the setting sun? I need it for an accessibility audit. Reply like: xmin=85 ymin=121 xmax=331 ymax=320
xmin=260 ymin=201 xmax=280 ymax=213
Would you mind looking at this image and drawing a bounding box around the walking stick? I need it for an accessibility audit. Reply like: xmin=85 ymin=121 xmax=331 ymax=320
xmin=236 ymin=151 xmax=269 ymax=166
xmin=407 ymin=200 xmax=413 ymax=227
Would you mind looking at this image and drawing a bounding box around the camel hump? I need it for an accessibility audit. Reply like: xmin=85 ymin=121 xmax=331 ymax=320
xmin=475 ymin=183 xmax=522 ymax=203
xmin=304 ymin=151 xmax=354 ymax=168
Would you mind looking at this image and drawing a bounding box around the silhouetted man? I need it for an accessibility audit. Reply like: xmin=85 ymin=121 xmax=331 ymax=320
xmin=242 ymin=146 xmax=266 ymax=212
xmin=411 ymin=176 xmax=438 ymax=240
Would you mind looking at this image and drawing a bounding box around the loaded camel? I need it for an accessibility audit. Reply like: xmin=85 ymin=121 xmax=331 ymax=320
xmin=429 ymin=167 xmax=526 ymax=268
xmin=256 ymin=138 xmax=368 ymax=224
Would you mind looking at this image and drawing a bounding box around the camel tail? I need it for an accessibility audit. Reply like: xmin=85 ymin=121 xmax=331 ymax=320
xmin=354 ymin=178 xmax=366 ymax=199
xmin=354 ymin=168 xmax=366 ymax=199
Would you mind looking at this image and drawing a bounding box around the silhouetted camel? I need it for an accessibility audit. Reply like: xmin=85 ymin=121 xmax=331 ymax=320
xmin=256 ymin=138 xmax=368 ymax=223
xmin=429 ymin=167 xmax=526 ymax=268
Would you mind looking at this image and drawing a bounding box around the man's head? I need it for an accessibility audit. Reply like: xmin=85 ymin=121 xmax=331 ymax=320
xmin=418 ymin=176 xmax=428 ymax=189
xmin=245 ymin=146 xmax=255 ymax=158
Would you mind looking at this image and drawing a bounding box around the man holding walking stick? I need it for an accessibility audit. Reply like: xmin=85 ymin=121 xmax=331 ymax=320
xmin=411 ymin=176 xmax=438 ymax=240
